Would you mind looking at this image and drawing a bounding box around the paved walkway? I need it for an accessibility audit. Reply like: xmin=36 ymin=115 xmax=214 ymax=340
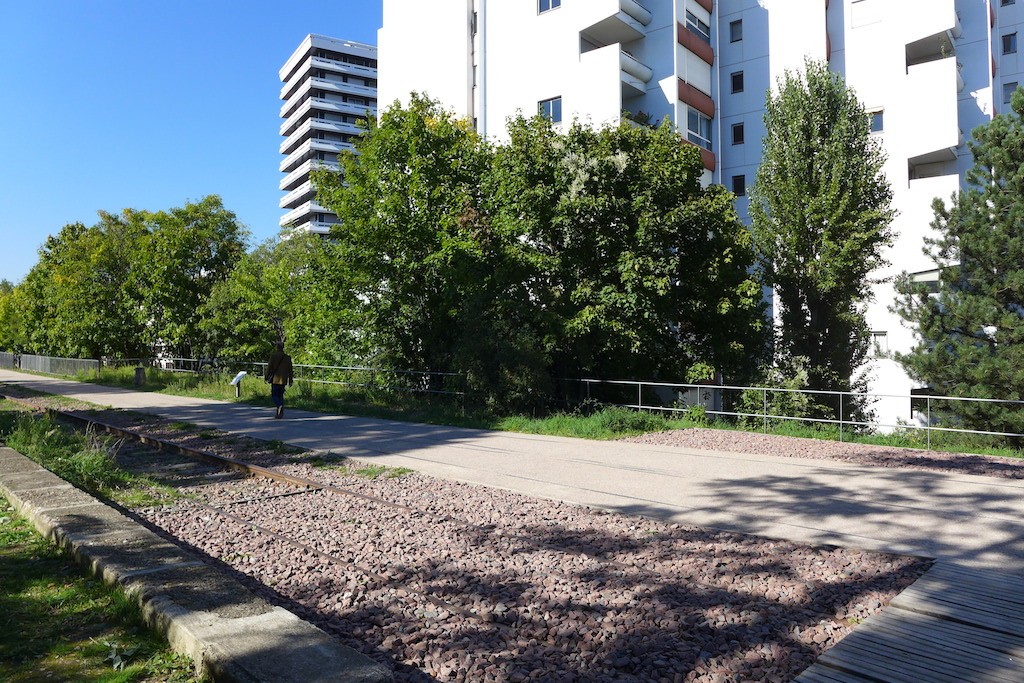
xmin=2 ymin=368 xmax=1024 ymax=570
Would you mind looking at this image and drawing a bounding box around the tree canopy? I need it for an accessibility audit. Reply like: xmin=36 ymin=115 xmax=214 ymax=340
xmin=750 ymin=59 xmax=895 ymax=413
xmin=314 ymin=95 xmax=767 ymax=408
xmin=9 ymin=196 xmax=247 ymax=359
xmin=894 ymin=87 xmax=1024 ymax=435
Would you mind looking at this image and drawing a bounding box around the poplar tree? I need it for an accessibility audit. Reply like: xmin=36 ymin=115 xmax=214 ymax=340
xmin=750 ymin=59 xmax=895 ymax=416
xmin=894 ymin=87 xmax=1024 ymax=436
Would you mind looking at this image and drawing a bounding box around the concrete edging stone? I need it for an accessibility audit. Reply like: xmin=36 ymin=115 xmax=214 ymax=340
xmin=0 ymin=446 xmax=392 ymax=682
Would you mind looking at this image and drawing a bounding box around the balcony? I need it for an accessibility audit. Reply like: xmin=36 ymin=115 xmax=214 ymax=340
xmin=282 ymin=71 xmax=377 ymax=102
xmin=280 ymin=180 xmax=315 ymax=210
xmin=280 ymin=138 xmax=356 ymax=173
xmin=620 ymin=50 xmax=653 ymax=98
xmin=291 ymin=219 xmax=339 ymax=235
xmin=902 ymin=0 xmax=960 ymax=49
xmin=281 ymin=95 xmax=377 ymax=125
xmin=280 ymin=159 xmax=339 ymax=191
xmin=279 ymin=199 xmax=332 ymax=228
xmin=280 ymin=118 xmax=364 ymax=155
xmin=904 ymin=57 xmax=961 ymax=166
xmin=280 ymin=76 xmax=376 ymax=117
xmin=278 ymin=181 xmax=313 ymax=210
xmin=281 ymin=55 xmax=377 ymax=100
xmin=580 ymin=0 xmax=652 ymax=47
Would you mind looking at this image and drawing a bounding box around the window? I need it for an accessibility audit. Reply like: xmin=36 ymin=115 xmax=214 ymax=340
xmin=539 ymin=0 xmax=561 ymax=12
xmin=732 ymin=175 xmax=746 ymax=197
xmin=869 ymin=110 xmax=884 ymax=133
xmin=539 ymin=96 xmax=562 ymax=123
xmin=732 ymin=122 xmax=745 ymax=145
xmin=1005 ymin=82 xmax=1020 ymax=104
xmin=685 ymin=11 xmax=712 ymax=45
xmin=686 ymin=108 xmax=713 ymax=150
xmin=730 ymin=19 xmax=743 ymax=42
xmin=871 ymin=331 xmax=889 ymax=356
xmin=1004 ymin=32 xmax=1018 ymax=54
xmin=731 ymin=71 xmax=744 ymax=94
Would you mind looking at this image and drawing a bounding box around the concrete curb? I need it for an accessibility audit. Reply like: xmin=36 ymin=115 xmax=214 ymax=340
xmin=0 ymin=446 xmax=392 ymax=683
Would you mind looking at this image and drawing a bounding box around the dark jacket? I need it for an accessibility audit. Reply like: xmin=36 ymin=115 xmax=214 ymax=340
xmin=266 ymin=350 xmax=294 ymax=386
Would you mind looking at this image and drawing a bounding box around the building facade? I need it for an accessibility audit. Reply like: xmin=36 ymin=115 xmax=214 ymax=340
xmin=378 ymin=0 xmax=1023 ymax=423
xmin=279 ymin=35 xmax=378 ymax=234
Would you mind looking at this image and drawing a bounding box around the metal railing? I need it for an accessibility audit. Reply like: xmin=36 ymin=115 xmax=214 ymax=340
xmin=96 ymin=357 xmax=466 ymax=403
xmin=568 ymin=377 xmax=1024 ymax=447
xmin=3 ymin=351 xmax=1022 ymax=445
xmin=18 ymin=354 xmax=100 ymax=377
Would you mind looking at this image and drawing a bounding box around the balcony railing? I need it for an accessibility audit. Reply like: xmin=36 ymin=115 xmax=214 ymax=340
xmin=279 ymin=199 xmax=332 ymax=228
xmin=280 ymin=118 xmax=364 ymax=154
xmin=280 ymin=138 xmax=356 ymax=173
xmin=281 ymin=91 xmax=377 ymax=120
xmin=280 ymin=159 xmax=338 ymax=192
xmin=281 ymin=56 xmax=377 ymax=99
xmin=280 ymin=180 xmax=315 ymax=209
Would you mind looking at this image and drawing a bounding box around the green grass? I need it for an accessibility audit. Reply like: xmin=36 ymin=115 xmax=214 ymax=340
xmin=353 ymin=464 xmax=415 ymax=480
xmin=13 ymin=366 xmax=1024 ymax=461
xmin=0 ymin=498 xmax=203 ymax=682
xmin=0 ymin=406 xmax=180 ymax=508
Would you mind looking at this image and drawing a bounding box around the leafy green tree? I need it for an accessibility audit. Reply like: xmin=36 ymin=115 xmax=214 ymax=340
xmin=137 ymin=196 xmax=248 ymax=358
xmin=314 ymin=94 xmax=534 ymax=399
xmin=12 ymin=196 xmax=246 ymax=360
xmin=0 ymin=280 xmax=29 ymax=352
xmin=750 ymin=59 xmax=895 ymax=413
xmin=200 ymin=232 xmax=361 ymax=364
xmin=489 ymin=116 xmax=767 ymax=385
xmin=894 ymin=87 xmax=1024 ymax=436
xmin=17 ymin=217 xmax=149 ymax=358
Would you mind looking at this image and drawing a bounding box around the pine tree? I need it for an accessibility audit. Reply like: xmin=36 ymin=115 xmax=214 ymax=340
xmin=894 ymin=87 xmax=1024 ymax=437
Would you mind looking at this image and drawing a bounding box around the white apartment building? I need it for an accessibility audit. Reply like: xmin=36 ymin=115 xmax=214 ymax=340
xmin=378 ymin=0 xmax=1023 ymax=423
xmin=279 ymin=35 xmax=378 ymax=234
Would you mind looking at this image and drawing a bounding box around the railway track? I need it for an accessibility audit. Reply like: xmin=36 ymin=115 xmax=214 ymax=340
xmin=0 ymin=391 xmax=932 ymax=683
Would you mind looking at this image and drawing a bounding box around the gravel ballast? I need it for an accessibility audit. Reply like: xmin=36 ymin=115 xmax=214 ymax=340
xmin=136 ymin=452 xmax=929 ymax=683
xmin=4 ymin=394 xmax=972 ymax=681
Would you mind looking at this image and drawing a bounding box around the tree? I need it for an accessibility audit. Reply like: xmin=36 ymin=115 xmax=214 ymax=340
xmin=894 ymin=87 xmax=1024 ymax=436
xmin=0 ymin=280 xmax=29 ymax=353
xmin=200 ymin=232 xmax=361 ymax=364
xmin=750 ymin=58 xmax=895 ymax=414
xmin=12 ymin=196 xmax=246 ymax=360
xmin=18 ymin=217 xmax=149 ymax=358
xmin=489 ymin=116 xmax=767 ymax=385
xmin=313 ymin=94 xmax=530 ymax=400
xmin=136 ymin=196 xmax=248 ymax=358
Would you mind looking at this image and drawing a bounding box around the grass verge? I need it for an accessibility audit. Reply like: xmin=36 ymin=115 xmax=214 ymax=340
xmin=15 ymin=365 xmax=1024 ymax=461
xmin=0 ymin=402 xmax=179 ymax=508
xmin=0 ymin=498 xmax=203 ymax=682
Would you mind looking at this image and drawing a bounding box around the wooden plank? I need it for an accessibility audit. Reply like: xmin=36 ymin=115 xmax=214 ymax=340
xmin=848 ymin=625 xmax=1023 ymax=683
xmin=794 ymin=664 xmax=871 ymax=683
xmin=928 ymin=563 xmax=1024 ymax=596
xmin=821 ymin=636 xmax=997 ymax=683
xmin=892 ymin=590 xmax=1024 ymax=633
xmin=918 ymin=574 xmax=1024 ymax=609
xmin=909 ymin=570 xmax=1024 ymax=607
xmin=898 ymin=579 xmax=1024 ymax=618
xmin=870 ymin=609 xmax=1024 ymax=659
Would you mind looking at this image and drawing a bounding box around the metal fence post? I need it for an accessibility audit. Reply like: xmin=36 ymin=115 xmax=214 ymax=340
xmin=638 ymin=382 xmax=642 ymax=411
xmin=839 ymin=393 xmax=844 ymax=442
xmin=927 ymin=396 xmax=932 ymax=450
xmin=763 ymin=388 xmax=768 ymax=434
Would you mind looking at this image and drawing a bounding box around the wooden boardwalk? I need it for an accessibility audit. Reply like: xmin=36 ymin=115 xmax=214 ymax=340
xmin=796 ymin=562 xmax=1024 ymax=682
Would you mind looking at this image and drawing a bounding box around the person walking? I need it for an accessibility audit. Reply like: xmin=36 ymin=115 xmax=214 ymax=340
xmin=265 ymin=342 xmax=294 ymax=419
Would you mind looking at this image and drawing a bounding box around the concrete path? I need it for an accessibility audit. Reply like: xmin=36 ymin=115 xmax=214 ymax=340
xmin=3 ymin=368 xmax=1023 ymax=570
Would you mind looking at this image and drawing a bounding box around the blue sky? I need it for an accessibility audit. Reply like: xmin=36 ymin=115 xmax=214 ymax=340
xmin=0 ymin=0 xmax=382 ymax=284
